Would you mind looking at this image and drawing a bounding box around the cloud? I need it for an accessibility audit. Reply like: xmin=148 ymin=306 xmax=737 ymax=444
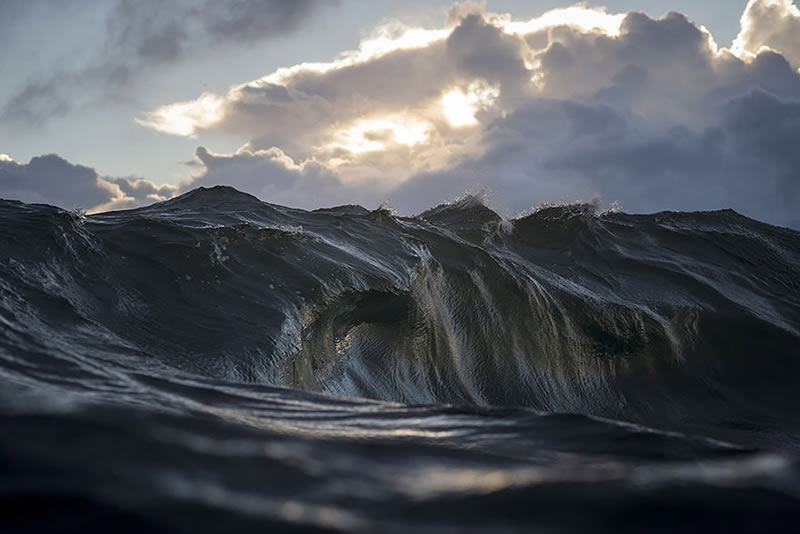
xmin=6 ymin=2 xmax=800 ymax=228
xmin=1 ymin=0 xmax=338 ymax=126
xmin=0 ymin=1 xmax=37 ymax=36
xmin=102 ymin=0 xmax=336 ymax=75
xmin=139 ymin=5 xmax=625 ymax=143
xmin=0 ymin=1 xmax=71 ymax=39
xmin=134 ymin=2 xmax=800 ymax=227
xmin=1 ymin=78 xmax=73 ymax=127
xmin=108 ymin=177 xmax=179 ymax=206
xmin=389 ymin=89 xmax=800 ymax=225
xmin=200 ymin=0 xmax=329 ymax=44
xmin=733 ymin=0 xmax=800 ymax=70
xmin=187 ymin=146 xmax=359 ymax=210
xmin=0 ymin=154 xmax=176 ymax=213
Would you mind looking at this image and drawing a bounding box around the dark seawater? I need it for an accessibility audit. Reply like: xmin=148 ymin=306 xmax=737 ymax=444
xmin=2 ymin=185 xmax=800 ymax=532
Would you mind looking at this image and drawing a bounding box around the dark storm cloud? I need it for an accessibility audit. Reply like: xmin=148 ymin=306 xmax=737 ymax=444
xmin=446 ymin=14 xmax=529 ymax=92
xmin=1 ymin=0 xmax=338 ymax=126
xmin=387 ymin=88 xmax=800 ymax=227
xmin=0 ymin=155 xmax=112 ymax=209
xmin=0 ymin=154 xmax=176 ymax=212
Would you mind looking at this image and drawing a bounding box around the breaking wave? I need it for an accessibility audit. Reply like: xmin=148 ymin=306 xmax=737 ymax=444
xmin=2 ymin=186 xmax=800 ymax=532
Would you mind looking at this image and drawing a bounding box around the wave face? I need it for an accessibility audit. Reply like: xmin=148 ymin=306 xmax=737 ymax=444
xmin=2 ymin=186 xmax=800 ymax=532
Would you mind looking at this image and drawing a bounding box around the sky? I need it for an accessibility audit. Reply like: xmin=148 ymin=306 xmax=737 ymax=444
xmin=1 ymin=0 xmax=799 ymax=227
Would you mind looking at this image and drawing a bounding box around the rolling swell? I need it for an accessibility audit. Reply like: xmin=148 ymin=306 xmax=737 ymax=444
xmin=2 ymin=186 xmax=799 ymax=446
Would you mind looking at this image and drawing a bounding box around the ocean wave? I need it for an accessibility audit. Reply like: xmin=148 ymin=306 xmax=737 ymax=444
xmin=2 ymin=186 xmax=799 ymax=440
xmin=2 ymin=186 xmax=800 ymax=531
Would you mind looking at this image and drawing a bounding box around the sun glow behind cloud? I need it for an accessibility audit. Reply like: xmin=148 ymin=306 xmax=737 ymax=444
xmin=0 ymin=154 xmax=14 ymax=162
xmin=138 ymin=4 xmax=636 ymax=140
xmin=442 ymin=90 xmax=478 ymax=127
xmin=441 ymin=83 xmax=500 ymax=127
xmin=328 ymin=116 xmax=431 ymax=154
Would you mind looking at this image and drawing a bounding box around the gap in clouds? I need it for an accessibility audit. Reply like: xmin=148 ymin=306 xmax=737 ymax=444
xmin=2 ymin=0 xmax=800 ymax=228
